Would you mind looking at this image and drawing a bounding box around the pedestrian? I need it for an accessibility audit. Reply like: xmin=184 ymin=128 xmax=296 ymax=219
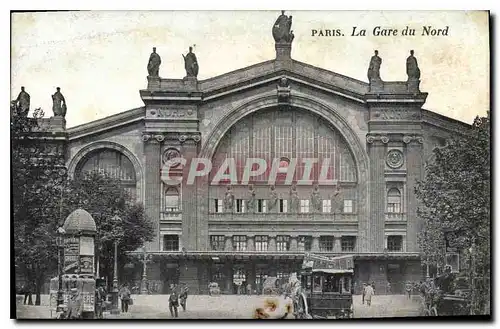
xmin=95 ymin=283 xmax=106 ymax=319
xmin=365 ymin=283 xmax=375 ymax=306
xmin=23 ymin=282 xmax=33 ymax=305
xmin=247 ymin=283 xmax=252 ymax=296
xmin=179 ymin=283 xmax=189 ymax=312
xmin=405 ymin=282 xmax=412 ymax=300
xmin=362 ymin=283 xmax=367 ymax=304
xmin=169 ymin=289 xmax=179 ymax=318
xmin=119 ymin=284 xmax=132 ymax=313
xmin=386 ymin=281 xmax=391 ymax=294
xmin=67 ymin=288 xmax=83 ymax=319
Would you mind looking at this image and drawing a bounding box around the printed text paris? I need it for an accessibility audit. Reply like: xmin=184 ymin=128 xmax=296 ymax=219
xmin=312 ymin=26 xmax=449 ymax=37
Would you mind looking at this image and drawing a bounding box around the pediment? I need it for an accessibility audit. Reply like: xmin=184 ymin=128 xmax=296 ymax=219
xmin=67 ymin=107 xmax=144 ymax=141
xmin=141 ymin=59 xmax=370 ymax=104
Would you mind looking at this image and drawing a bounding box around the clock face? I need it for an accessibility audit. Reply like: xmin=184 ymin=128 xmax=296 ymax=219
xmin=163 ymin=149 xmax=182 ymax=168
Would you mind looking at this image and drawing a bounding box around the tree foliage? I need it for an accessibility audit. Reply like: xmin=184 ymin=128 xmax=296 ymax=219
xmin=12 ymin=103 xmax=64 ymax=305
xmin=13 ymin=102 xmax=154 ymax=302
xmin=416 ymin=114 xmax=490 ymax=313
xmin=61 ymin=171 xmax=154 ymax=286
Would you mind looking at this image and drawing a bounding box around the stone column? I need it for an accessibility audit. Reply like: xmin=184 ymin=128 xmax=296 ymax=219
xmin=334 ymin=235 xmax=342 ymax=253
xmin=181 ymin=139 xmax=199 ymax=250
xmin=311 ymin=236 xmax=320 ymax=252
xmin=290 ymin=236 xmax=298 ymax=251
xmin=143 ymin=135 xmax=162 ymax=250
xmin=247 ymin=235 xmax=255 ymax=251
xmin=269 ymin=236 xmax=277 ymax=251
xmin=367 ymin=134 xmax=387 ymax=252
xmin=225 ymin=235 xmax=233 ymax=251
xmin=405 ymin=136 xmax=424 ymax=252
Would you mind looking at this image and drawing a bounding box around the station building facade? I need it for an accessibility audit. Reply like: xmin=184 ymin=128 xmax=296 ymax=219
xmin=52 ymin=18 xmax=470 ymax=295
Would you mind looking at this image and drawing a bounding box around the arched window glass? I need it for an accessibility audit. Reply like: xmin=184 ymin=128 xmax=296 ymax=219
xmin=76 ymin=148 xmax=137 ymax=199
xmin=165 ymin=187 xmax=180 ymax=212
xmin=387 ymin=188 xmax=402 ymax=213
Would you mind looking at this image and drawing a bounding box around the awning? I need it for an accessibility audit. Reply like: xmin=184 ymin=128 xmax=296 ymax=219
xmin=312 ymin=269 xmax=354 ymax=274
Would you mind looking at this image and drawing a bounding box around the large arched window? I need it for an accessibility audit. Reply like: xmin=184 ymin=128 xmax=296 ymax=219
xmin=76 ymin=148 xmax=137 ymax=199
xmin=164 ymin=187 xmax=180 ymax=212
xmin=211 ymin=108 xmax=357 ymax=184
xmin=387 ymin=188 xmax=402 ymax=213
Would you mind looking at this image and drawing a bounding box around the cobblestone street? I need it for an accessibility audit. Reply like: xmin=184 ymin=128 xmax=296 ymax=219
xmin=16 ymin=294 xmax=423 ymax=319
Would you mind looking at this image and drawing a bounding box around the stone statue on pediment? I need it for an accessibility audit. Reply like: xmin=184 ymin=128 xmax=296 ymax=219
xmin=332 ymin=185 xmax=343 ymax=214
xmin=247 ymin=184 xmax=256 ymax=213
xmin=367 ymin=50 xmax=382 ymax=82
xmin=272 ymin=10 xmax=294 ymax=43
xmin=224 ymin=185 xmax=234 ymax=212
xmin=406 ymin=50 xmax=421 ymax=80
xmin=289 ymin=183 xmax=299 ymax=213
xmin=268 ymin=185 xmax=278 ymax=212
xmin=52 ymin=87 xmax=67 ymax=118
xmin=183 ymin=46 xmax=199 ymax=78
xmin=14 ymin=86 xmax=30 ymax=116
xmin=311 ymin=184 xmax=322 ymax=213
xmin=147 ymin=47 xmax=161 ymax=77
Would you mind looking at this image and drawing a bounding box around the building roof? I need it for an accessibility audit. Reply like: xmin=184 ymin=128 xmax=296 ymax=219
xmin=63 ymin=208 xmax=97 ymax=234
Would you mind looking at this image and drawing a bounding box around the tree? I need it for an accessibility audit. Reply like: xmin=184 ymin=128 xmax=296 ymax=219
xmin=61 ymin=171 xmax=154 ymax=289
xmin=12 ymin=102 xmax=66 ymax=305
xmin=416 ymin=114 xmax=490 ymax=314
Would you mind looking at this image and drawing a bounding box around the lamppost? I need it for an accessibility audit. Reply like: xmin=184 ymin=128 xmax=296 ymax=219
xmin=56 ymin=226 xmax=66 ymax=312
xmin=140 ymin=246 xmax=151 ymax=295
xmin=110 ymin=239 xmax=120 ymax=314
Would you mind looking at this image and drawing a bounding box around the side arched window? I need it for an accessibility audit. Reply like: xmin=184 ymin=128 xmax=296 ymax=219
xmin=165 ymin=187 xmax=180 ymax=212
xmin=387 ymin=188 xmax=401 ymax=213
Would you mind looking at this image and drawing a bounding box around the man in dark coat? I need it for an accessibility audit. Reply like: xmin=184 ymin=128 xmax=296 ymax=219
xmin=169 ymin=287 xmax=179 ymax=318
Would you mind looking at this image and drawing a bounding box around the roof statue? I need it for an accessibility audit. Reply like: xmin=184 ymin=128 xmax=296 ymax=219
xmin=52 ymin=87 xmax=67 ymax=118
xmin=406 ymin=50 xmax=421 ymax=80
xmin=183 ymin=46 xmax=199 ymax=78
xmin=272 ymin=10 xmax=294 ymax=43
xmin=147 ymin=47 xmax=162 ymax=78
xmin=14 ymin=86 xmax=30 ymax=116
xmin=367 ymin=50 xmax=382 ymax=82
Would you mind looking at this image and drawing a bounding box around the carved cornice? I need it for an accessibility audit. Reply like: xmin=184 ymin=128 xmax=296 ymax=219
xmin=143 ymin=132 xmax=202 ymax=144
xmin=366 ymin=133 xmax=424 ymax=145
xmin=366 ymin=134 xmax=390 ymax=144
xmin=403 ymin=134 xmax=424 ymax=145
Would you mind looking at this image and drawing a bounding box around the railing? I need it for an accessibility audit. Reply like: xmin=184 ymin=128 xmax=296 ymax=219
xmin=385 ymin=212 xmax=406 ymax=221
xmin=160 ymin=211 xmax=182 ymax=222
xmin=209 ymin=212 xmax=358 ymax=222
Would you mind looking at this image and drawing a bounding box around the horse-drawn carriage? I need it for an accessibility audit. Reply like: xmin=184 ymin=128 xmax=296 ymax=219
xmin=293 ymin=254 xmax=355 ymax=319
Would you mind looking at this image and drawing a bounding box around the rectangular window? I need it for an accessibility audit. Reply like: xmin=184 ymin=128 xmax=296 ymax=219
xmin=233 ymin=235 xmax=247 ymax=251
xmin=387 ymin=235 xmax=403 ymax=252
xmin=300 ymin=200 xmax=310 ymax=213
xmin=257 ymin=199 xmax=267 ymax=213
xmin=214 ymin=199 xmax=223 ymax=213
xmin=210 ymin=235 xmax=225 ymax=251
xmin=298 ymin=236 xmax=312 ymax=252
xmin=235 ymin=199 xmax=245 ymax=213
xmin=279 ymin=199 xmax=288 ymax=213
xmin=319 ymin=236 xmax=335 ymax=252
xmin=343 ymin=200 xmax=353 ymax=213
xmin=276 ymin=235 xmax=290 ymax=252
xmin=163 ymin=235 xmax=179 ymax=251
xmin=322 ymin=199 xmax=332 ymax=213
xmin=255 ymin=235 xmax=269 ymax=251
xmin=341 ymin=236 xmax=356 ymax=252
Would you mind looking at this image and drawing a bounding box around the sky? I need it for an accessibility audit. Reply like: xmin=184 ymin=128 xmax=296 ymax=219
xmin=11 ymin=10 xmax=489 ymax=127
